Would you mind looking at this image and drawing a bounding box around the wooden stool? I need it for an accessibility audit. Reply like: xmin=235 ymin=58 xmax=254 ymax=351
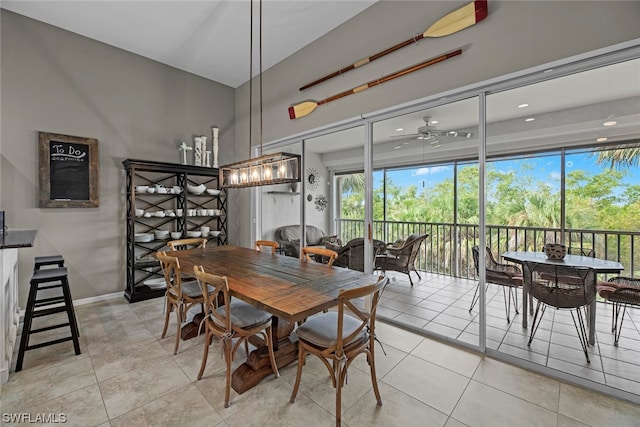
xmin=34 ymin=255 xmax=65 ymax=271
xmin=15 ymin=267 xmax=81 ymax=372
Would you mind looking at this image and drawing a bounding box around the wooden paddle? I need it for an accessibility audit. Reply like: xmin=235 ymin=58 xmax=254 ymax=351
xmin=289 ymin=49 xmax=462 ymax=120
xmin=299 ymin=0 xmax=487 ymax=91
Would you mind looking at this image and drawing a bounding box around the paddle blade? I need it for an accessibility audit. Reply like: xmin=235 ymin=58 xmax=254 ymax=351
xmin=424 ymin=0 xmax=488 ymax=38
xmin=288 ymin=101 xmax=318 ymax=120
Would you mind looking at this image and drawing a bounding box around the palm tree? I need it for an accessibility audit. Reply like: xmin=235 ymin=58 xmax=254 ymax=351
xmin=593 ymin=144 xmax=640 ymax=169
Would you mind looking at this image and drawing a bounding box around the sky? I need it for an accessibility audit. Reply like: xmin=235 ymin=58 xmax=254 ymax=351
xmin=373 ymin=149 xmax=639 ymax=193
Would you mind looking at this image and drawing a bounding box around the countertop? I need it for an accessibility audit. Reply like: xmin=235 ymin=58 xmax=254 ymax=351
xmin=0 ymin=230 xmax=37 ymax=249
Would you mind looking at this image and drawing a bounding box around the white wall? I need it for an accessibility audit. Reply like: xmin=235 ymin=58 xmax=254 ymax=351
xmin=0 ymin=10 xmax=236 ymax=302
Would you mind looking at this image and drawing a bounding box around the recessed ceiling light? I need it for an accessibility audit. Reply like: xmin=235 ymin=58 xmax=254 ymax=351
xmin=430 ymin=120 xmax=438 ymax=124
xmin=603 ymin=120 xmax=617 ymax=127
xmin=525 ymin=117 xmax=535 ymax=122
xmin=596 ymin=137 xmax=608 ymax=142
xmin=395 ymin=128 xmax=403 ymax=132
xmin=518 ymin=103 xmax=529 ymax=108
xmin=393 ymin=145 xmax=402 ymax=149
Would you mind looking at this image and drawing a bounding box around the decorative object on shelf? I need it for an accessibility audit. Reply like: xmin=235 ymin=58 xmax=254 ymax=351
xmin=194 ymin=136 xmax=204 ymax=166
xmin=306 ymin=168 xmax=319 ymax=192
xmin=290 ymin=182 xmax=298 ymax=192
xmin=205 ymin=151 xmax=212 ymax=167
xmin=307 ymin=194 xmax=313 ymax=202
xmin=288 ymin=49 xmax=462 ymax=120
xmin=212 ymin=127 xmax=219 ymax=168
xmin=220 ymin=0 xmax=301 ymax=189
xmin=298 ymin=0 xmax=488 ymax=91
xmin=38 ymin=131 xmax=99 ymax=208
xmin=179 ymin=141 xmax=192 ymax=165
xmin=314 ymin=194 xmax=328 ymax=212
xmin=544 ymin=243 xmax=567 ymax=260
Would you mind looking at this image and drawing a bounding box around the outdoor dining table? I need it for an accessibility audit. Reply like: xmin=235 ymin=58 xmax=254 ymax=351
xmin=168 ymin=244 xmax=378 ymax=393
xmin=501 ymin=251 xmax=624 ymax=345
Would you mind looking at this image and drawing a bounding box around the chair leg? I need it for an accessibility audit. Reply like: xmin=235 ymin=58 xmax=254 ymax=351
xmin=336 ymin=363 xmax=345 ymax=427
xmin=613 ymin=303 xmax=626 ymax=347
xmin=173 ymin=304 xmax=182 ymax=355
xmin=512 ymin=287 xmax=519 ymax=315
xmin=161 ymin=299 xmax=171 ymax=339
xmin=502 ymin=287 xmax=511 ymax=323
xmin=469 ymin=282 xmax=490 ymax=314
xmin=367 ymin=346 xmax=383 ymax=406
xmin=197 ymin=330 xmax=211 ymax=380
xmin=224 ymin=339 xmax=233 ymax=408
xmin=265 ymin=325 xmax=280 ymax=378
xmin=570 ymin=308 xmax=591 ymax=363
xmin=289 ymin=345 xmax=306 ymax=403
xmin=528 ymin=301 xmax=546 ymax=346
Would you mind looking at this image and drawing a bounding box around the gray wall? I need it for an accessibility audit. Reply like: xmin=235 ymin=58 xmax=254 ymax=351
xmin=232 ymin=0 xmax=640 ymax=248
xmin=0 ymin=10 xmax=235 ymax=302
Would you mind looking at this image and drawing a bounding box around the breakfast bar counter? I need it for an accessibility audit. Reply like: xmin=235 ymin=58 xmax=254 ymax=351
xmin=1 ymin=229 xmax=37 ymax=383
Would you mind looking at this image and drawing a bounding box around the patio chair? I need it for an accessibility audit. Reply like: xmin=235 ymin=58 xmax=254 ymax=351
xmin=597 ymin=276 xmax=640 ymax=346
xmin=469 ymin=246 xmax=522 ymax=323
xmin=374 ymin=233 xmax=428 ymax=286
xmin=329 ymin=238 xmax=386 ymax=272
xmin=523 ymin=262 xmax=596 ymax=362
xmin=289 ymin=275 xmax=389 ymax=427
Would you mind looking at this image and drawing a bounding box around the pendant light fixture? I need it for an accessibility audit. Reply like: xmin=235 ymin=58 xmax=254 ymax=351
xmin=220 ymin=0 xmax=300 ymax=189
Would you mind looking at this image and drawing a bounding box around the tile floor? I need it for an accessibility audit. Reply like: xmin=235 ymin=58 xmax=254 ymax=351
xmin=377 ymin=271 xmax=640 ymax=401
xmin=2 ymin=296 xmax=640 ymax=426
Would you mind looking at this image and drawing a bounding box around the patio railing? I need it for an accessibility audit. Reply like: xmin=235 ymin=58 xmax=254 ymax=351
xmin=337 ymin=219 xmax=640 ymax=279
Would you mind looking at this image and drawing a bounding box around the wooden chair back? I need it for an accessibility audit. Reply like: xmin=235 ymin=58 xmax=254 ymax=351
xmin=302 ymin=247 xmax=338 ymax=267
xmin=156 ymin=251 xmax=183 ymax=298
xmin=255 ymin=240 xmax=279 ymax=254
xmin=193 ymin=265 xmax=231 ymax=332
xmin=167 ymin=238 xmax=207 ymax=251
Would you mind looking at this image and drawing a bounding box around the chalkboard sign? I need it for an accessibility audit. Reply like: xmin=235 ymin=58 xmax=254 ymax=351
xmin=38 ymin=132 xmax=99 ymax=208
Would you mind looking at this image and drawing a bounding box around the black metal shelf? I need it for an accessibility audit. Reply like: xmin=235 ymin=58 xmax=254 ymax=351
xmin=123 ymin=159 xmax=228 ymax=303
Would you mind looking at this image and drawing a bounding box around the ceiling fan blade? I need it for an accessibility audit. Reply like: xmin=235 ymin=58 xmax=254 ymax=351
xmin=390 ymin=133 xmax=421 ymax=138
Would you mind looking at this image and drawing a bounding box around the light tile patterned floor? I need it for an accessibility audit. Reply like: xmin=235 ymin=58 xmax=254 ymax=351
xmin=2 ymin=296 xmax=640 ymax=426
xmin=378 ymin=271 xmax=640 ymax=401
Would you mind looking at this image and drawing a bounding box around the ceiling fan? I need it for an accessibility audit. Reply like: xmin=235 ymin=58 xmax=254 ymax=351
xmin=392 ymin=116 xmax=473 ymax=149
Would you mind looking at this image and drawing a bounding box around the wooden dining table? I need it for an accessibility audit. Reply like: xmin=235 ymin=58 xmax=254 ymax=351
xmin=168 ymin=244 xmax=379 ymax=393
xmin=501 ymin=251 xmax=624 ymax=345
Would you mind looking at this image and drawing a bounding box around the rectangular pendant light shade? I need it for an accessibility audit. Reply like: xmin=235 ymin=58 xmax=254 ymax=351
xmin=220 ymin=152 xmax=301 ymax=188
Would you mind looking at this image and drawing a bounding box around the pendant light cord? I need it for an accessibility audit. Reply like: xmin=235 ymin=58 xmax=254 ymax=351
xmin=248 ymin=0 xmax=253 ymax=159
xmin=259 ymin=0 xmax=263 ymax=157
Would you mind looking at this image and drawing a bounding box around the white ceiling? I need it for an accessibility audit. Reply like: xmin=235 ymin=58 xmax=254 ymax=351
xmin=1 ymin=0 xmax=378 ymax=88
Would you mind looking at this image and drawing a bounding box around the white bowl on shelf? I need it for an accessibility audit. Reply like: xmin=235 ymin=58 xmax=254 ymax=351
xmin=135 ymin=185 xmax=149 ymax=193
xmin=206 ymin=188 xmax=221 ymax=196
xmin=170 ymin=232 xmax=182 ymax=239
xmin=135 ymin=209 xmax=144 ymax=217
xmin=186 ymin=231 xmax=202 ymax=238
xmin=187 ymin=183 xmax=207 ymax=195
xmin=154 ymin=211 xmax=166 ymax=218
xmin=209 ymin=231 xmax=221 ymax=237
xmin=134 ymin=233 xmax=154 ymax=242
xmin=146 ymin=187 xmax=156 ymax=194
xmin=154 ymin=230 xmax=170 ymax=239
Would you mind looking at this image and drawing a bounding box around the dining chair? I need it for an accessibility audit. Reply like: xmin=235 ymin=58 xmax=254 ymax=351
xmin=522 ymin=261 xmax=596 ymax=362
xmin=193 ymin=265 xmax=279 ymax=408
xmin=255 ymin=240 xmax=279 ymax=254
xmin=289 ymin=275 xmax=389 ymax=427
xmin=157 ymin=251 xmax=211 ymax=355
xmin=469 ymin=246 xmax=522 ymax=323
xmin=167 ymin=237 xmax=207 ymax=251
xmin=597 ymin=276 xmax=640 ymax=346
xmin=302 ymin=246 xmax=338 ymax=267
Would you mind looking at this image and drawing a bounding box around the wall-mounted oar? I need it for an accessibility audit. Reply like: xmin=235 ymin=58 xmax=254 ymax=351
xmin=289 ymin=49 xmax=462 ymax=120
xmin=299 ymin=0 xmax=487 ymax=91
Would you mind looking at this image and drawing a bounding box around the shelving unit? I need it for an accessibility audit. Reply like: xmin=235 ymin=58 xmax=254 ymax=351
xmin=123 ymin=159 xmax=227 ymax=303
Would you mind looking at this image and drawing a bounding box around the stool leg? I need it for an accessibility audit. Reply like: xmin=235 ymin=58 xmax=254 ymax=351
xmin=16 ymin=282 xmax=39 ymax=372
xmin=61 ymin=276 xmax=81 ymax=355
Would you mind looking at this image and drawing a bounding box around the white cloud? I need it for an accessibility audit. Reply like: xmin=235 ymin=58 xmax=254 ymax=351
xmin=411 ymin=166 xmax=450 ymax=176
xmin=550 ymin=172 xmax=561 ymax=180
